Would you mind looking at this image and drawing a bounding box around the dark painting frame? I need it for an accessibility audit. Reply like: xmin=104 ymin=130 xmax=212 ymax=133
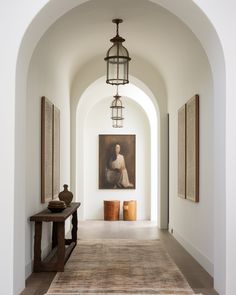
xmin=99 ymin=135 xmax=136 ymax=189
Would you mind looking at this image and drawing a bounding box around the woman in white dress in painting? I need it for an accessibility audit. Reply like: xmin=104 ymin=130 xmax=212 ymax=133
xmin=106 ymin=143 xmax=133 ymax=188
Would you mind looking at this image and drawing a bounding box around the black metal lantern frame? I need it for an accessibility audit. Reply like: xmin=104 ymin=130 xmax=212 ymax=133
xmin=110 ymin=89 xmax=124 ymax=128
xmin=105 ymin=19 xmax=131 ymax=86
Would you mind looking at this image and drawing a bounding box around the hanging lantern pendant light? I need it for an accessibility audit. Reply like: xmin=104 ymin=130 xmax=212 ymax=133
xmin=105 ymin=19 xmax=131 ymax=85
xmin=110 ymin=86 xmax=124 ymax=128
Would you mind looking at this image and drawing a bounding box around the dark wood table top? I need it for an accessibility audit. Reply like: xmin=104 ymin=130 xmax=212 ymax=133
xmin=30 ymin=202 xmax=81 ymax=222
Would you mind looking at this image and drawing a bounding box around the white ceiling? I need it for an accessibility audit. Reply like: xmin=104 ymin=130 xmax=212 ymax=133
xmin=33 ymin=0 xmax=209 ymax=87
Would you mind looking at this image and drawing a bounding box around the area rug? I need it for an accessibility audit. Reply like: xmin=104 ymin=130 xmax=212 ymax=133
xmin=46 ymin=239 xmax=199 ymax=295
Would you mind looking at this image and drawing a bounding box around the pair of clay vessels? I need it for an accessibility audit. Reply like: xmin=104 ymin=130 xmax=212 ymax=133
xmin=58 ymin=184 xmax=73 ymax=207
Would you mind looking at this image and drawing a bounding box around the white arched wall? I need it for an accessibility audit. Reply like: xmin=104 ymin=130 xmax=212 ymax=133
xmin=24 ymin=30 xmax=72 ymax=279
xmin=167 ymin=42 xmax=214 ymax=276
xmin=4 ymin=1 xmax=228 ymax=295
xmin=75 ymin=77 xmax=158 ymax=221
xmin=83 ymin=98 xmax=151 ymax=220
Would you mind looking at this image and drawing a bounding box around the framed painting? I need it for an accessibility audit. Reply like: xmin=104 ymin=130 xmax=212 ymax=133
xmin=178 ymin=104 xmax=186 ymax=199
xmin=41 ymin=97 xmax=61 ymax=203
xmin=53 ymin=105 xmax=60 ymax=199
xmin=186 ymin=95 xmax=199 ymax=202
xmin=99 ymin=135 xmax=136 ymax=189
xmin=41 ymin=96 xmax=53 ymax=203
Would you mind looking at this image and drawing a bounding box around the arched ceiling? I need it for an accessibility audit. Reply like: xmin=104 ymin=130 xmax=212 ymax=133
xmin=76 ymin=76 xmax=158 ymax=126
xmin=33 ymin=0 xmax=209 ymax=88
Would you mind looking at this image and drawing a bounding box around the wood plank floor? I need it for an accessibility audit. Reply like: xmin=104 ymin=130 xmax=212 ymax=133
xmin=20 ymin=221 xmax=218 ymax=295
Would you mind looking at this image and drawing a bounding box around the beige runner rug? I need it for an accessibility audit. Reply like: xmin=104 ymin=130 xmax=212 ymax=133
xmin=46 ymin=239 xmax=200 ymax=295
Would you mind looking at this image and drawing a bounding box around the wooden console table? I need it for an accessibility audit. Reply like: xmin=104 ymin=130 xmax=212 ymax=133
xmin=30 ymin=202 xmax=80 ymax=272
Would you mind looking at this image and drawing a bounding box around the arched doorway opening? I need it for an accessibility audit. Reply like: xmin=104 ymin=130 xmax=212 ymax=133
xmin=74 ymin=77 xmax=160 ymax=222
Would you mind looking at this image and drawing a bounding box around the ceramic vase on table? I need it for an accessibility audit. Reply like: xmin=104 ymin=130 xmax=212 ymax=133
xmin=58 ymin=184 xmax=73 ymax=207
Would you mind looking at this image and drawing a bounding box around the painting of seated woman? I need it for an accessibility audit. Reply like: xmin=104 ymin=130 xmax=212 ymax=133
xmin=99 ymin=135 xmax=136 ymax=189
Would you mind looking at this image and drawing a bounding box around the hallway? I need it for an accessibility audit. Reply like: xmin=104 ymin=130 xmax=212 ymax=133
xmin=2 ymin=1 xmax=236 ymax=294
xmin=21 ymin=221 xmax=218 ymax=295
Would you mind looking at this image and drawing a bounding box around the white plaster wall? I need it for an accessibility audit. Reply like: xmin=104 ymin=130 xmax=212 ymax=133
xmin=153 ymin=1 xmax=227 ymax=292
xmin=83 ymin=98 xmax=151 ymax=220
xmin=25 ymin=43 xmax=71 ymax=277
xmin=0 ymin=2 xmax=50 ymax=294
xmin=191 ymin=2 xmax=236 ymax=295
xmin=168 ymin=43 xmax=214 ymax=275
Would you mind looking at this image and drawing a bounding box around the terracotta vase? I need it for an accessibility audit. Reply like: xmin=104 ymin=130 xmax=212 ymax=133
xmin=58 ymin=184 xmax=73 ymax=207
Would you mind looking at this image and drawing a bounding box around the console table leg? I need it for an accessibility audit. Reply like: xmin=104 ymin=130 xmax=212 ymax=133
xmin=52 ymin=222 xmax=58 ymax=249
xmin=57 ymin=222 xmax=65 ymax=271
xmin=72 ymin=210 xmax=78 ymax=243
xmin=34 ymin=221 xmax=42 ymax=271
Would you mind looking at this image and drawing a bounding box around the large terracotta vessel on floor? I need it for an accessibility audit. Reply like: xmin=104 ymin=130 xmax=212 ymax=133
xmin=104 ymin=200 xmax=120 ymax=221
xmin=123 ymin=200 xmax=137 ymax=221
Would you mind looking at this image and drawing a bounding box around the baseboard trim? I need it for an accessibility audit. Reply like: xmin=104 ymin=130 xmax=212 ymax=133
xmin=25 ymin=260 xmax=33 ymax=279
xmin=171 ymin=228 xmax=214 ymax=276
xmin=25 ymin=242 xmax=52 ymax=279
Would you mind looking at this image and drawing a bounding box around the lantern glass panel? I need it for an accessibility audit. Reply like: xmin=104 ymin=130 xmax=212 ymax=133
xmin=105 ymin=36 xmax=130 ymax=85
xmin=110 ymin=96 xmax=124 ymax=128
xmin=107 ymin=57 xmax=129 ymax=85
xmin=112 ymin=118 xmax=123 ymax=128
